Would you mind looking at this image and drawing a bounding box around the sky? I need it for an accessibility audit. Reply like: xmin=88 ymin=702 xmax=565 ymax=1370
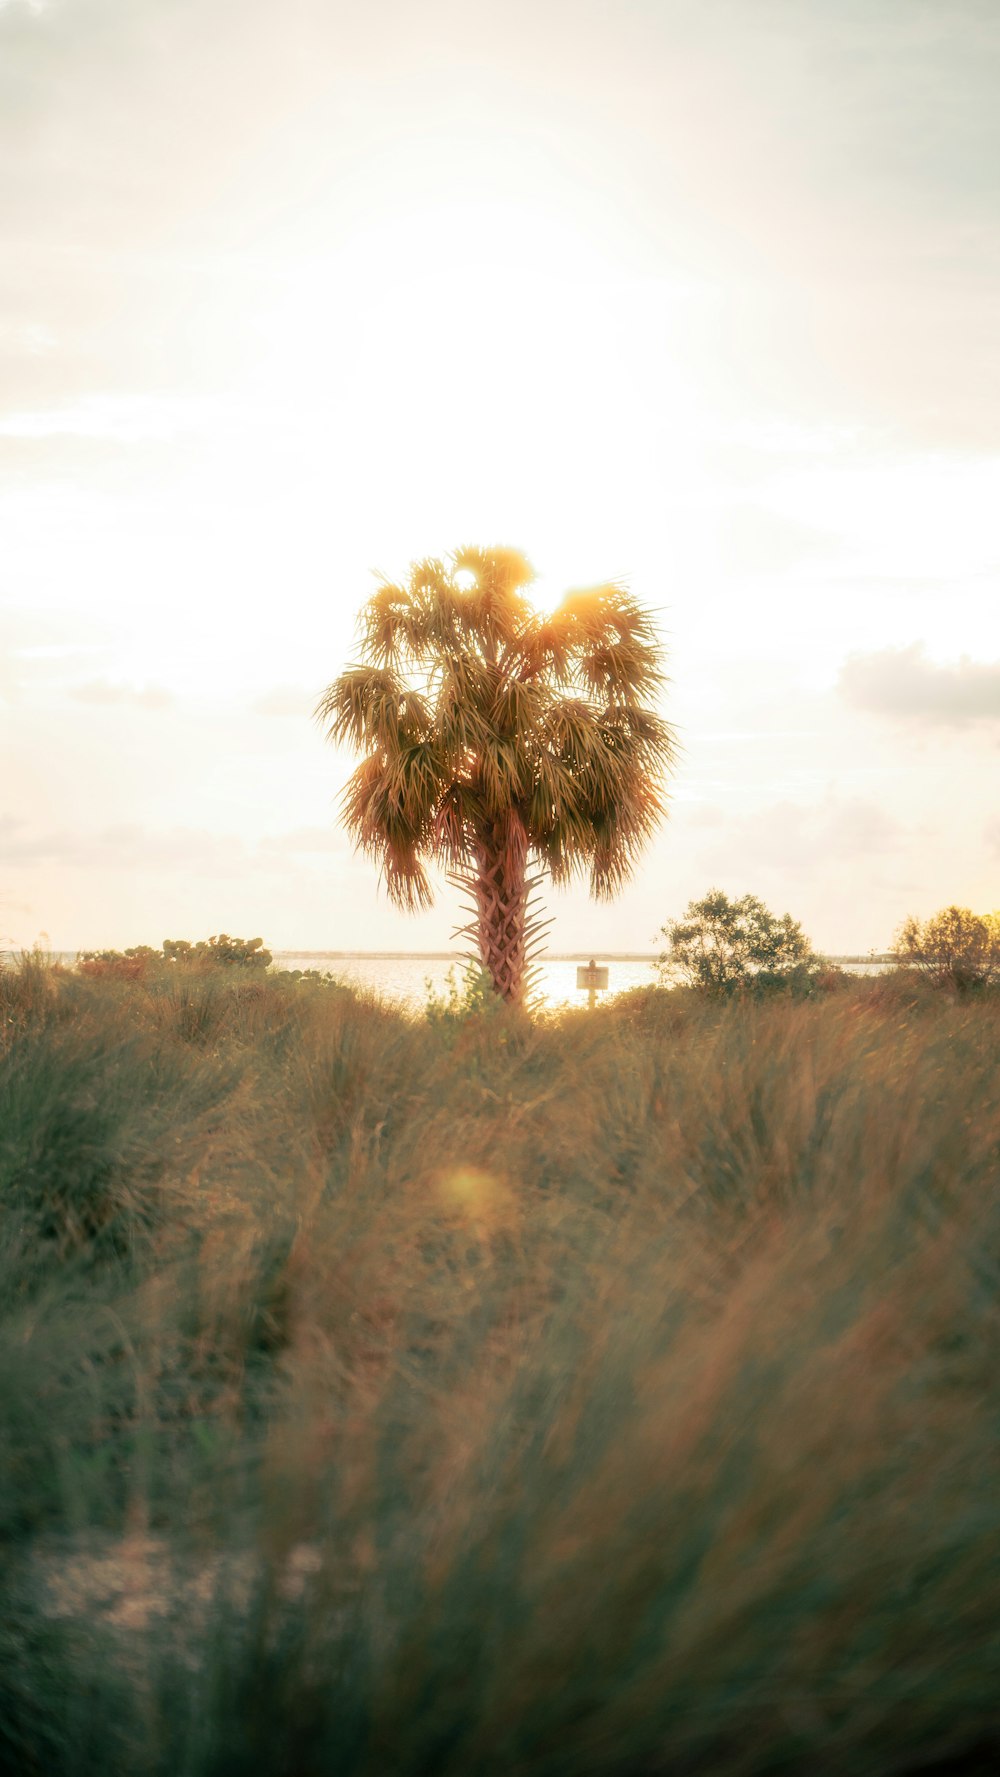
xmin=2 ymin=0 xmax=998 ymax=957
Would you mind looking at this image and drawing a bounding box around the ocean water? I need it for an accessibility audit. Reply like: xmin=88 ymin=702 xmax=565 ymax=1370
xmin=271 ymin=953 xmax=889 ymax=1011
xmin=9 ymin=950 xmax=889 ymax=1012
xmin=271 ymin=953 xmax=660 ymax=1010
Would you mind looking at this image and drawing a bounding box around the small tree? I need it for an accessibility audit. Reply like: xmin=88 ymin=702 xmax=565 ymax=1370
xmin=893 ymin=906 xmax=1000 ymax=991
xmin=657 ymin=890 xmax=818 ymax=993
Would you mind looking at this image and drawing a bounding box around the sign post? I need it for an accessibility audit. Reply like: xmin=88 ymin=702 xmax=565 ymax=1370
xmin=576 ymin=957 xmax=609 ymax=1011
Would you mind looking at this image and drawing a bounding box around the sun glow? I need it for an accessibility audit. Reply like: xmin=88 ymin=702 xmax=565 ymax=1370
xmin=205 ymin=228 xmax=714 ymax=631
xmin=6 ymin=0 xmax=998 ymax=956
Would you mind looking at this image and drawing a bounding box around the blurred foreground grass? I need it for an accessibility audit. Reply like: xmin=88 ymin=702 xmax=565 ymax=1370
xmin=1 ymin=953 xmax=998 ymax=1775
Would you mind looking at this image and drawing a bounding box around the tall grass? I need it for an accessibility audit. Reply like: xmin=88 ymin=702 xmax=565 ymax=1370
xmin=1 ymin=954 xmax=998 ymax=1774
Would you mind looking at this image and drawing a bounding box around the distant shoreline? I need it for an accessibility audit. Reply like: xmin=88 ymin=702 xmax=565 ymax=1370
xmin=272 ymin=951 xmax=662 ymax=962
xmin=272 ymin=951 xmax=897 ymax=965
xmin=9 ymin=950 xmax=897 ymax=967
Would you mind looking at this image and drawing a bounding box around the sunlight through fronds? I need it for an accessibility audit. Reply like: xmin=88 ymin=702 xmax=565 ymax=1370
xmin=318 ymin=546 xmax=678 ymax=999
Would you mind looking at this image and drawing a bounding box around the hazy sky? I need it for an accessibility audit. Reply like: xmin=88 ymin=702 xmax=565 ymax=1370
xmin=3 ymin=0 xmax=998 ymax=956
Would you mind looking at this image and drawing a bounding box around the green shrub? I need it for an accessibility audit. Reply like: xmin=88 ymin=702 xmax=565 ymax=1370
xmin=78 ymin=935 xmax=273 ymax=981
xmin=424 ymin=961 xmax=506 ymax=1028
xmin=657 ymin=889 xmax=821 ymax=994
xmin=0 ymin=999 xmax=243 ymax=1264
xmin=77 ymin=946 xmax=161 ymax=981
xmin=894 ymin=905 xmax=1000 ymax=991
xmin=163 ymin=935 xmax=273 ymax=970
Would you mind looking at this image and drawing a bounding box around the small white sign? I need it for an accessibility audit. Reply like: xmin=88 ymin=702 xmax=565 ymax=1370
xmin=576 ymin=963 xmax=609 ymax=991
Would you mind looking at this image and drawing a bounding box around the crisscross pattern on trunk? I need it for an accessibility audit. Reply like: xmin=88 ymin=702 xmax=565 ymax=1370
xmin=472 ymin=847 xmax=528 ymax=1004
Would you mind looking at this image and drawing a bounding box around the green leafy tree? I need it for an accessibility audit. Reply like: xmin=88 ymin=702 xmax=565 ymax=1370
xmin=894 ymin=906 xmax=1000 ymax=991
xmin=317 ymin=545 xmax=677 ymax=1005
xmin=657 ymin=889 xmax=818 ymax=993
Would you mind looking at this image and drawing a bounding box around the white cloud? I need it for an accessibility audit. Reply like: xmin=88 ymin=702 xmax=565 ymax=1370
xmin=680 ymin=803 xmax=726 ymax=830
xmin=70 ymin=679 xmax=174 ymax=709
xmin=839 ymin=644 xmax=1000 ymax=725
xmin=0 ymin=816 xmax=245 ymax=872
xmin=259 ymin=826 xmax=340 ymax=854
xmin=0 ymin=815 xmax=354 ymax=873
xmin=0 ymin=394 xmax=215 ymax=441
xmin=697 ymin=795 xmax=905 ymax=881
xmin=251 ymin=687 xmax=315 ymax=718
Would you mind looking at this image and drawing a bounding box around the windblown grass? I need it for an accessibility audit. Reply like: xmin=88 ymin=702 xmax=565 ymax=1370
xmin=1 ymin=954 xmax=998 ymax=1775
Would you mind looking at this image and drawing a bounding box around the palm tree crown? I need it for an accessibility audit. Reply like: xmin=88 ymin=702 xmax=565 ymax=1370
xmin=316 ymin=545 xmax=678 ymax=1004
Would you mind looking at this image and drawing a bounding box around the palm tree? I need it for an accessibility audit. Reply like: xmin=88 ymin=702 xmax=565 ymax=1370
xmin=316 ymin=545 xmax=678 ymax=1005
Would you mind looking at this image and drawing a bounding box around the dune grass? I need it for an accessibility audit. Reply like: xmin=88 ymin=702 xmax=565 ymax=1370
xmin=0 ymin=952 xmax=998 ymax=1775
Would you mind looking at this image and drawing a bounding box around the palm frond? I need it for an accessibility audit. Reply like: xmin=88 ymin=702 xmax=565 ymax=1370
xmin=537 ymin=795 xmax=605 ymax=886
xmin=360 ymin=580 xmax=416 ymax=666
xmin=437 ymin=673 xmax=491 ymax=763
xmin=383 ymin=740 xmax=448 ymax=834
xmin=408 ymin=561 xmax=466 ymax=658
xmin=451 ymin=543 xmax=534 ymax=597
xmin=541 ymin=698 xmax=607 ymax=773
xmin=476 ymin=734 xmax=531 ymax=818
xmin=434 ymin=782 xmax=482 ymax=867
xmin=545 ymin=586 xmax=664 ymax=700
xmin=450 ymin=544 xmax=536 ymax=657
xmin=510 ymin=615 xmax=572 ymax=685
xmin=587 ymin=783 xmax=667 ymax=899
xmin=315 ymin=667 xmax=429 ymax=753
xmin=340 ymin=755 xmax=434 ymax=910
xmin=381 ymin=846 xmax=433 ymax=911
xmin=490 ymin=675 xmax=548 ymax=738
xmin=600 ymin=704 xmax=679 ymax=769
xmin=579 ymin=638 xmax=665 ymax=704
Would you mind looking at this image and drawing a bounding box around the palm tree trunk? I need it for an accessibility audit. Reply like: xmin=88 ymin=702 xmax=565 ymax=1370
xmin=472 ymin=818 xmax=528 ymax=1005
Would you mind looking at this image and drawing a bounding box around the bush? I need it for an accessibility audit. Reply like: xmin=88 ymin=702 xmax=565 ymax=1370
xmin=424 ymin=962 xmax=501 ymax=1025
xmin=657 ymin=889 xmax=821 ymax=993
xmin=79 ymin=936 xmax=273 ymax=980
xmin=0 ymin=1012 xmax=241 ymax=1264
xmin=163 ymin=935 xmax=273 ymax=970
xmin=77 ymin=946 xmax=161 ymax=982
xmin=0 ymin=947 xmax=73 ymax=1023
xmin=894 ymin=905 xmax=1000 ymax=992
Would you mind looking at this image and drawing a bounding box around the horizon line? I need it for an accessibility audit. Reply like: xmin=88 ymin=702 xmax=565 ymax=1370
xmin=16 ymin=948 xmax=898 ymax=965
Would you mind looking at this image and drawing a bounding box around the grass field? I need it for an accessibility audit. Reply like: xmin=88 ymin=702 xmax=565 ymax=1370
xmin=1 ymin=953 xmax=998 ymax=1776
